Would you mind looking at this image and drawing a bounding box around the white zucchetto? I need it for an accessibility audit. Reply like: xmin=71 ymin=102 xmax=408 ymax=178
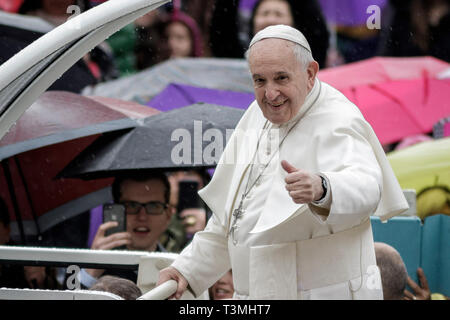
xmin=249 ymin=24 xmax=312 ymax=53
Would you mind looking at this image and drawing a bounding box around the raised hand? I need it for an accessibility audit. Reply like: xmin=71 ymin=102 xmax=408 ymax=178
xmin=281 ymin=160 xmax=324 ymax=204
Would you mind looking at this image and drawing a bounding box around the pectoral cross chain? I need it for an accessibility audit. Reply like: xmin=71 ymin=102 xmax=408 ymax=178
xmin=229 ymin=199 xmax=245 ymax=243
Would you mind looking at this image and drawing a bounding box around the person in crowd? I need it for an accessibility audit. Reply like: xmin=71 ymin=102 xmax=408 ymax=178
xmin=403 ymin=267 xmax=430 ymax=300
xmin=104 ymin=23 xmax=139 ymax=77
xmin=162 ymin=169 xmax=211 ymax=252
xmin=317 ymin=0 xmax=388 ymax=65
xmin=89 ymin=275 xmax=143 ymax=300
xmin=176 ymin=0 xmax=215 ymax=56
xmin=164 ymin=10 xmax=203 ymax=59
xmin=209 ymin=0 xmax=329 ymax=68
xmin=209 ymin=270 xmax=234 ymax=300
xmin=134 ymin=8 xmax=170 ymax=70
xmin=80 ymin=171 xmax=174 ymax=287
xmin=156 ymin=24 xmax=408 ymax=300
xmin=135 ymin=6 xmax=203 ymax=70
xmin=374 ymin=242 xmax=407 ymax=300
xmin=377 ymin=0 xmax=450 ymax=62
xmin=18 ymin=0 xmax=90 ymax=26
xmin=18 ymin=0 xmax=119 ymax=81
xmin=375 ymin=242 xmax=449 ymax=300
xmin=404 ymin=267 xmax=449 ymax=300
xmin=0 ymin=197 xmax=60 ymax=290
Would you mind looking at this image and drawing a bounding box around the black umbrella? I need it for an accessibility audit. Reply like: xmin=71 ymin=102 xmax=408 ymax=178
xmin=59 ymin=103 xmax=245 ymax=179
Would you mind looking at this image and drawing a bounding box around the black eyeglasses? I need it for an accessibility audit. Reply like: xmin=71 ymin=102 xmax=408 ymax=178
xmin=120 ymin=201 xmax=168 ymax=216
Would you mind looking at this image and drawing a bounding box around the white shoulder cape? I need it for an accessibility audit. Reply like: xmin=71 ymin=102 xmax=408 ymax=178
xmin=199 ymin=79 xmax=408 ymax=233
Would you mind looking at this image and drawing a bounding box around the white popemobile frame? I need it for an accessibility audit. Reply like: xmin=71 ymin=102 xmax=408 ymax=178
xmin=0 ymin=0 xmax=207 ymax=300
xmin=0 ymin=0 xmax=169 ymax=140
xmin=0 ymin=245 xmax=205 ymax=300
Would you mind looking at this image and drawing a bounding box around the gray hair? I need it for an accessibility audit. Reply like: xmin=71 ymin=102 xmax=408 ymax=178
xmin=374 ymin=242 xmax=408 ymax=300
xmin=245 ymin=40 xmax=314 ymax=70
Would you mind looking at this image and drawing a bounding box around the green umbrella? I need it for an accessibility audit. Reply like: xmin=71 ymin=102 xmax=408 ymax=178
xmin=388 ymin=137 xmax=450 ymax=219
xmin=387 ymin=137 xmax=450 ymax=194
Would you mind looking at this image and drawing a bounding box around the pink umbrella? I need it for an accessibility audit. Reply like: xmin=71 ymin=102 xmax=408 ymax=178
xmin=318 ymin=56 xmax=450 ymax=91
xmin=340 ymin=77 xmax=450 ymax=144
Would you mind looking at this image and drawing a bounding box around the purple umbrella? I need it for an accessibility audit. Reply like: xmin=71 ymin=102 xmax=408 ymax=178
xmin=147 ymin=83 xmax=255 ymax=112
xmin=88 ymin=205 xmax=104 ymax=247
xmin=239 ymin=0 xmax=258 ymax=11
xmin=318 ymin=0 xmax=387 ymax=26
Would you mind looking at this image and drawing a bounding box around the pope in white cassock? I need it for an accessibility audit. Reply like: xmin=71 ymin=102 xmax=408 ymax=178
xmin=157 ymin=25 xmax=409 ymax=300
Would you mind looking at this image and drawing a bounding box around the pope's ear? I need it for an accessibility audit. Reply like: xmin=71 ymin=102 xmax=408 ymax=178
xmin=306 ymin=61 xmax=319 ymax=89
xmin=307 ymin=61 xmax=319 ymax=80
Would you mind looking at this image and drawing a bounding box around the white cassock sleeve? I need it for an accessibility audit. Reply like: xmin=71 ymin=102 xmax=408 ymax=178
xmin=171 ymin=214 xmax=231 ymax=297
xmin=309 ymin=117 xmax=383 ymax=227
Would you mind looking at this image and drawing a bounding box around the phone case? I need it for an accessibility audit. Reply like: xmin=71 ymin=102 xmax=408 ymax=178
xmin=177 ymin=180 xmax=201 ymax=213
xmin=103 ymin=204 xmax=126 ymax=237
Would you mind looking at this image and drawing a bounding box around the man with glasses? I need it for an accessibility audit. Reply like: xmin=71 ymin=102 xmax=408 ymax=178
xmin=80 ymin=172 xmax=174 ymax=287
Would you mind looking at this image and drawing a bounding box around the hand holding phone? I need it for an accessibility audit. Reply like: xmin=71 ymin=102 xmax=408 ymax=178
xmin=177 ymin=180 xmax=201 ymax=213
xmin=103 ymin=204 xmax=126 ymax=236
xmin=101 ymin=204 xmax=127 ymax=250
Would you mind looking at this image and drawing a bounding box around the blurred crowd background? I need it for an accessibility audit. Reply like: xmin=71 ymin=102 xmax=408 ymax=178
xmin=1 ymin=0 xmax=449 ymax=81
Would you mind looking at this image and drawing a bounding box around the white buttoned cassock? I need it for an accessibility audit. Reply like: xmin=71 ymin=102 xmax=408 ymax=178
xmin=171 ymin=25 xmax=408 ymax=300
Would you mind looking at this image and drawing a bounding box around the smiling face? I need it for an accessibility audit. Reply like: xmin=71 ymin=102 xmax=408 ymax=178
xmin=210 ymin=270 xmax=234 ymax=300
xmin=249 ymin=38 xmax=317 ymax=124
xmin=119 ymin=179 xmax=172 ymax=252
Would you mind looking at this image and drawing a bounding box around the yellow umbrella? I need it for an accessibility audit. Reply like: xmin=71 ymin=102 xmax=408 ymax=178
xmin=387 ymin=137 xmax=450 ymax=219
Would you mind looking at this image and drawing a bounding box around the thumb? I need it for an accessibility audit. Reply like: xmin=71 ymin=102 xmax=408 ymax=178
xmin=281 ymin=160 xmax=297 ymax=174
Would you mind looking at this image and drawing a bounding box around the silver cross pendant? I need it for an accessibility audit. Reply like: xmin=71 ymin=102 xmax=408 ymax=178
xmin=229 ymin=201 xmax=244 ymax=244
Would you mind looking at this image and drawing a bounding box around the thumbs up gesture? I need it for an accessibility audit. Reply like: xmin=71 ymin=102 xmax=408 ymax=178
xmin=281 ymin=160 xmax=324 ymax=204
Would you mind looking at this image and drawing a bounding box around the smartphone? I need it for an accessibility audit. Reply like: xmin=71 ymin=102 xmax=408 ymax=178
xmin=177 ymin=180 xmax=201 ymax=215
xmin=103 ymin=203 xmax=126 ymax=238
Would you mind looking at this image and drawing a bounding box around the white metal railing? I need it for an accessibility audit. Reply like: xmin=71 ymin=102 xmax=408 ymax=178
xmin=0 ymin=245 xmax=208 ymax=300
xmin=0 ymin=288 xmax=123 ymax=300
xmin=0 ymin=245 xmax=150 ymax=268
xmin=137 ymin=280 xmax=178 ymax=300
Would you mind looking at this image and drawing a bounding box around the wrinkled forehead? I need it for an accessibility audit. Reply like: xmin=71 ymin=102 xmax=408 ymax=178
xmin=248 ymin=38 xmax=296 ymax=62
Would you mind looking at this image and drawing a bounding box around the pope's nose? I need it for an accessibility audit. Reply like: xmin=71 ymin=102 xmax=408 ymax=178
xmin=265 ymin=86 xmax=280 ymax=102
